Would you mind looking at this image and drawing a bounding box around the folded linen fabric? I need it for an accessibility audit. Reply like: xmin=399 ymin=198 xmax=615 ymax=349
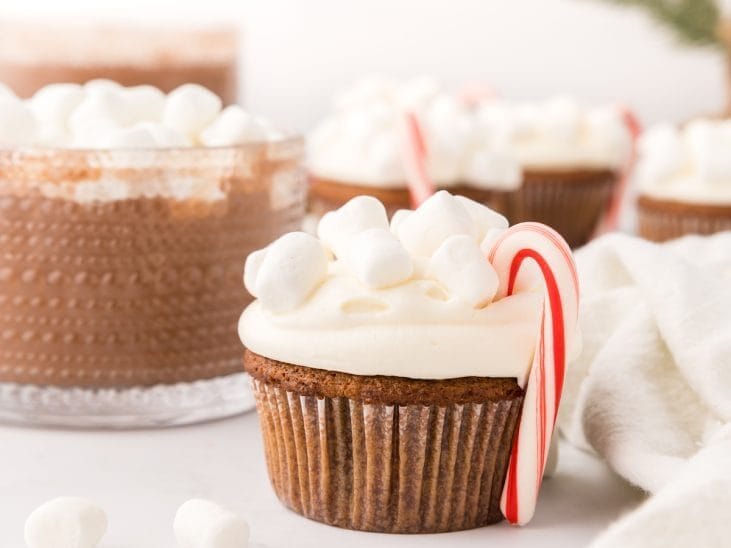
xmin=561 ymin=232 xmax=731 ymax=548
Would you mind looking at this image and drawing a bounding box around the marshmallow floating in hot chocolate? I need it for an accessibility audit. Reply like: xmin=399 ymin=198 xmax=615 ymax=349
xmin=174 ymin=499 xmax=249 ymax=548
xmin=24 ymin=497 xmax=107 ymax=548
xmin=0 ymin=80 xmax=283 ymax=149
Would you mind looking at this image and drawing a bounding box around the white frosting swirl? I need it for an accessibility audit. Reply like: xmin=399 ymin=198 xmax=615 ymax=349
xmin=308 ymin=79 xmax=631 ymax=190
xmin=473 ymin=96 xmax=631 ymax=171
xmin=239 ymin=191 xmax=545 ymax=381
xmin=308 ymin=77 xmax=521 ymax=190
xmin=637 ymin=120 xmax=731 ymax=204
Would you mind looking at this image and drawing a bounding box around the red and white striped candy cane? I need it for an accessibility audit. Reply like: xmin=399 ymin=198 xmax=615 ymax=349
xmin=399 ymin=110 xmax=435 ymax=208
xmin=488 ymin=222 xmax=579 ymax=525
xmin=600 ymin=105 xmax=642 ymax=234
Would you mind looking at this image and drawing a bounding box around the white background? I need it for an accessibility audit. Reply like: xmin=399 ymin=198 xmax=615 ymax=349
xmin=0 ymin=0 xmax=727 ymax=131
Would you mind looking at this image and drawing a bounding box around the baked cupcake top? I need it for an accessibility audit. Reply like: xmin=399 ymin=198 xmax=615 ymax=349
xmin=239 ymin=190 xmax=547 ymax=383
xmin=636 ymin=119 xmax=731 ymax=204
xmin=307 ymin=77 xmax=521 ymax=190
xmin=308 ymin=77 xmax=632 ymax=190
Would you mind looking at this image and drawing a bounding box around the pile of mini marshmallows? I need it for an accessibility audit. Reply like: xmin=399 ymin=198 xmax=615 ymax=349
xmin=637 ymin=119 xmax=731 ymax=188
xmin=0 ymin=80 xmax=281 ymax=148
xmin=24 ymin=496 xmax=249 ymax=548
xmin=245 ymin=190 xmax=508 ymax=312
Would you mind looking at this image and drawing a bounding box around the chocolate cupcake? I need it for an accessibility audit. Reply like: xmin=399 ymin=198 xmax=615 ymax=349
xmin=471 ymin=96 xmax=634 ymax=247
xmin=308 ymin=80 xmax=633 ymax=248
xmin=307 ymin=77 xmax=521 ymax=218
xmin=635 ymin=120 xmax=731 ymax=242
xmin=239 ymin=190 xmax=579 ymax=531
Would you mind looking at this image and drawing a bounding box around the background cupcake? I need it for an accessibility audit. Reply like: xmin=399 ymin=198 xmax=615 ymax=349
xmin=307 ymin=77 xmax=521 ymax=217
xmin=239 ymin=191 xmax=578 ymax=532
xmin=636 ymin=119 xmax=731 ymax=241
xmin=472 ymin=95 xmax=636 ymax=247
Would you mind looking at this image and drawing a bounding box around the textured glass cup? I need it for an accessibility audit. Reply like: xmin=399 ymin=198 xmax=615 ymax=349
xmin=0 ymin=139 xmax=305 ymax=427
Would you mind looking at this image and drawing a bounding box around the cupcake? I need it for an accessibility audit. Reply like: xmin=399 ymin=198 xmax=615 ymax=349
xmin=0 ymin=81 xmax=305 ymax=426
xmin=307 ymin=77 xmax=521 ymax=218
xmin=472 ymin=96 xmax=635 ymax=247
xmin=636 ymin=120 xmax=731 ymax=241
xmin=0 ymin=21 xmax=239 ymax=104
xmin=239 ymin=190 xmax=579 ymax=531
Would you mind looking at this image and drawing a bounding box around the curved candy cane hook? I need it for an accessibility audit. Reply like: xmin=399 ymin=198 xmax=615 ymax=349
xmin=489 ymin=222 xmax=579 ymax=525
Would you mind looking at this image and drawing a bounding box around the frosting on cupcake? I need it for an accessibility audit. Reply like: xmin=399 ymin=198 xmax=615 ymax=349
xmin=239 ymin=191 xmax=544 ymax=382
xmin=636 ymin=120 xmax=731 ymax=204
xmin=308 ymin=77 xmax=521 ymax=190
xmin=472 ymin=96 xmax=632 ymax=171
xmin=308 ymin=78 xmax=631 ymax=190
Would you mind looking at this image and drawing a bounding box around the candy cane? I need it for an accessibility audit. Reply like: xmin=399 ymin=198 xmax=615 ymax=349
xmin=488 ymin=222 xmax=579 ymax=526
xmin=399 ymin=111 xmax=435 ymax=208
xmin=600 ymin=106 xmax=642 ymax=234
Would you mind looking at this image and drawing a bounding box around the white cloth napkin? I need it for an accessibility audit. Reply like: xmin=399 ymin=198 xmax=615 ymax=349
xmin=560 ymin=232 xmax=731 ymax=548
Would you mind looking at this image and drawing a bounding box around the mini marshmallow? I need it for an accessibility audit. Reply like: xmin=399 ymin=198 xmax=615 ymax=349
xmin=254 ymin=232 xmax=329 ymax=313
xmin=389 ymin=209 xmax=411 ymax=235
xmin=30 ymin=84 xmax=84 ymax=135
xmin=428 ymin=234 xmax=499 ymax=308
xmin=539 ymin=96 xmax=581 ymax=142
xmin=100 ymin=124 xmax=161 ymax=149
xmin=480 ymin=227 xmax=507 ymax=255
xmin=24 ymin=496 xmax=107 ymax=548
xmin=342 ymin=228 xmax=413 ymax=288
xmin=163 ymin=84 xmax=222 ymax=141
xmin=317 ymin=196 xmax=389 ymax=257
xmin=454 ymin=195 xmax=509 ymax=242
xmin=99 ymin=122 xmax=189 ymax=149
xmin=397 ymin=190 xmax=477 ymax=257
xmin=174 ymin=499 xmax=249 ymax=548
xmin=200 ymin=105 xmax=267 ymax=146
xmin=68 ymin=87 xmax=130 ymax=138
xmin=83 ymin=79 xmax=123 ymax=92
xmin=0 ymin=94 xmax=37 ymax=145
xmin=243 ymin=248 xmax=267 ymax=296
xmin=123 ymin=85 xmax=166 ymax=124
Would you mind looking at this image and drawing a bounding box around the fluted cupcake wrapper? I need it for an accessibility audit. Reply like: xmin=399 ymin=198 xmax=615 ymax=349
xmin=509 ymin=171 xmax=617 ymax=248
xmin=638 ymin=198 xmax=731 ymax=242
xmin=251 ymin=377 xmax=523 ymax=533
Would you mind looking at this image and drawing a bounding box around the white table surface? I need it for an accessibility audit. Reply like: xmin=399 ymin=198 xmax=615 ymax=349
xmin=0 ymin=412 xmax=645 ymax=548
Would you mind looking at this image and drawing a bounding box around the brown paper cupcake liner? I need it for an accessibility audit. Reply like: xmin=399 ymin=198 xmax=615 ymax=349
xmin=637 ymin=195 xmax=731 ymax=242
xmin=505 ymin=169 xmax=618 ymax=248
xmin=250 ymin=376 xmax=523 ymax=533
xmin=308 ymin=171 xmax=617 ymax=248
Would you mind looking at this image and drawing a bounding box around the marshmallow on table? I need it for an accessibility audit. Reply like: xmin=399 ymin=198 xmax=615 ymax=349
xmin=200 ymin=105 xmax=267 ymax=146
xmin=0 ymin=95 xmax=37 ymax=146
xmin=396 ymin=190 xmax=477 ymax=257
xmin=24 ymin=496 xmax=107 ymax=548
xmin=174 ymin=499 xmax=249 ymax=548
xmin=342 ymin=228 xmax=413 ymax=288
xmin=317 ymin=195 xmax=389 ymax=257
xmin=248 ymin=232 xmax=329 ymax=313
xmin=428 ymin=234 xmax=499 ymax=308
xmin=163 ymin=84 xmax=223 ymax=142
